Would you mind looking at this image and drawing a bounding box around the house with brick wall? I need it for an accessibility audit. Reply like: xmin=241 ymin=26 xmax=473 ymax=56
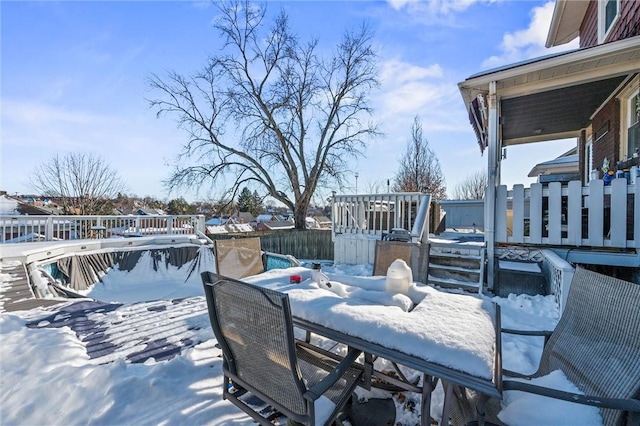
xmin=459 ymin=0 xmax=640 ymax=285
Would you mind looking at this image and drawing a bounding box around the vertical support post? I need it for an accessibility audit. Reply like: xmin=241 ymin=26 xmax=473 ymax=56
xmin=45 ymin=216 xmax=54 ymax=241
xmin=485 ymin=81 xmax=499 ymax=290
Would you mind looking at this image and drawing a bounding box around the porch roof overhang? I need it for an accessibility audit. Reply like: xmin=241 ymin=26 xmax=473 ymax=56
xmin=546 ymin=0 xmax=589 ymax=47
xmin=458 ymin=36 xmax=640 ymax=147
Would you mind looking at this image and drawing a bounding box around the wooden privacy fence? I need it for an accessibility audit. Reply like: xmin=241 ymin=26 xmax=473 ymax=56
xmin=210 ymin=229 xmax=333 ymax=261
xmin=496 ymin=179 xmax=639 ymax=248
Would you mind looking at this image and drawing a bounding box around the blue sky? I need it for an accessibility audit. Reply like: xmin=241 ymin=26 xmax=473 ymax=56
xmin=1 ymin=0 xmax=578 ymax=204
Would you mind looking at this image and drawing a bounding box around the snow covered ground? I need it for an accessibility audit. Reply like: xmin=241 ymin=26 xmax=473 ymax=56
xmin=0 ymin=254 xmax=603 ymax=425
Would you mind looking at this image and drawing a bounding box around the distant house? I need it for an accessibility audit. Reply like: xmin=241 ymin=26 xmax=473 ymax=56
xmin=528 ymin=148 xmax=580 ymax=183
xmin=313 ymin=215 xmax=332 ymax=229
xmin=137 ymin=208 xmax=166 ymax=216
xmin=254 ymin=220 xmax=295 ymax=231
xmin=205 ymin=216 xmax=228 ymax=226
xmin=234 ymin=211 xmax=254 ymax=224
xmin=254 ymin=214 xmax=280 ymax=223
xmin=0 ymin=195 xmax=19 ymax=215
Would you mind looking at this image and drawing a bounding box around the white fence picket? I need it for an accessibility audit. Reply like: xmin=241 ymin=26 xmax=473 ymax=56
xmin=567 ymin=181 xmax=582 ymax=245
xmin=610 ymin=178 xmax=627 ymax=247
xmin=530 ymin=183 xmax=543 ymax=243
xmin=512 ymin=184 xmax=524 ymax=243
xmin=496 ymin=185 xmax=508 ymax=242
xmin=588 ymin=180 xmax=604 ymax=247
xmin=548 ymin=182 xmax=562 ymax=245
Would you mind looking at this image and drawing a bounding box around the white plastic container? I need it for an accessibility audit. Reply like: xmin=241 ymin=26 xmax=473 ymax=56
xmin=385 ymin=259 xmax=412 ymax=295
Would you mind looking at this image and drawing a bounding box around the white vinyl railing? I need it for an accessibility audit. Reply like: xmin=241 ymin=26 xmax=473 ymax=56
xmin=332 ymin=193 xmax=430 ymax=242
xmin=0 ymin=215 xmax=206 ymax=243
xmin=496 ymin=179 xmax=639 ymax=248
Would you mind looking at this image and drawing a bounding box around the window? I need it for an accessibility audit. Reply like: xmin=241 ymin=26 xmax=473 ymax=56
xmin=585 ymin=135 xmax=594 ymax=182
xmin=598 ymin=0 xmax=619 ymax=43
xmin=618 ymin=77 xmax=640 ymax=160
xmin=628 ymin=93 xmax=639 ymax=158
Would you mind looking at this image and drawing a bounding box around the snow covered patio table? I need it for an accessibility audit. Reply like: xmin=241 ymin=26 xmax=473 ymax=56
xmin=243 ymin=267 xmax=502 ymax=426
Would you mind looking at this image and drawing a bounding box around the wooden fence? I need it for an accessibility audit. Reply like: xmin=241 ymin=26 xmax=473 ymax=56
xmin=496 ymin=179 xmax=639 ymax=248
xmin=209 ymin=229 xmax=333 ymax=261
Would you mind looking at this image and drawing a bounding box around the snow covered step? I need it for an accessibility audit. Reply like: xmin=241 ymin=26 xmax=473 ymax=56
xmin=429 ymin=251 xmax=483 ymax=261
xmin=428 ymin=263 xmax=482 ymax=274
xmin=427 ymin=275 xmax=481 ymax=292
xmin=427 ymin=241 xmax=486 ymax=294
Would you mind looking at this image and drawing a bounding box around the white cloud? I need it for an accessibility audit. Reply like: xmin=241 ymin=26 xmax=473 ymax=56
xmin=386 ymin=0 xmax=496 ymax=15
xmin=2 ymin=99 xmax=105 ymax=125
xmin=380 ymin=58 xmax=443 ymax=85
xmin=482 ymin=1 xmax=579 ymax=69
xmin=376 ymin=58 xmax=455 ymax=123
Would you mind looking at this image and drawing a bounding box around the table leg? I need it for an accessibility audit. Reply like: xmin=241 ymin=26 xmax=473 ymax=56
xmin=420 ymin=374 xmax=437 ymax=426
xmin=440 ymin=380 xmax=453 ymax=425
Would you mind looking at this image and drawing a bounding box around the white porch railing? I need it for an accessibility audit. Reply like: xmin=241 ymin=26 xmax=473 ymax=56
xmin=0 ymin=215 xmax=207 ymax=243
xmin=496 ymin=179 xmax=639 ymax=249
xmin=332 ymin=193 xmax=431 ymax=265
xmin=332 ymin=193 xmax=430 ymax=242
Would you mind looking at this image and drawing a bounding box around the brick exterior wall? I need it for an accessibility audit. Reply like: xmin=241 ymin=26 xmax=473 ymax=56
xmin=580 ymin=0 xmax=640 ymax=48
xmin=613 ymin=0 xmax=640 ymax=40
xmin=591 ymin=98 xmax=621 ymax=174
xmin=579 ymin=130 xmax=586 ymax=183
xmin=580 ymin=1 xmax=598 ymax=48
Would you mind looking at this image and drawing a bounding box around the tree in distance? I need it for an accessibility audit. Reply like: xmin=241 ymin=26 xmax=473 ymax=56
xmin=237 ymin=187 xmax=263 ymax=217
xmin=393 ymin=116 xmax=447 ymax=200
xmin=452 ymin=169 xmax=487 ymax=200
xmin=149 ymin=0 xmax=379 ymax=229
xmin=166 ymin=197 xmax=197 ymax=215
xmin=29 ymin=152 xmax=127 ymax=215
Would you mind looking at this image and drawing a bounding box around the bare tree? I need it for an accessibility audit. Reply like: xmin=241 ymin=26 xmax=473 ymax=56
xmin=393 ymin=116 xmax=446 ymax=200
xmin=452 ymin=169 xmax=487 ymax=200
xmin=148 ymin=1 xmax=379 ymax=229
xmin=29 ymin=152 xmax=127 ymax=215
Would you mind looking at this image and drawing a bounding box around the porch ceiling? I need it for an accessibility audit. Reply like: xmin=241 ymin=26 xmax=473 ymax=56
xmin=501 ymin=75 xmax=627 ymax=144
xmin=459 ymin=36 xmax=640 ymax=146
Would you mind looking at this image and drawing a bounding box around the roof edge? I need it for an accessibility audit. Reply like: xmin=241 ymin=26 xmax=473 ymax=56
xmin=546 ymin=0 xmax=590 ymax=48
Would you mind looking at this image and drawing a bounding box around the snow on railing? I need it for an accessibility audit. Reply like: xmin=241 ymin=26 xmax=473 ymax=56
xmin=332 ymin=192 xmax=429 ymax=241
xmin=0 ymin=215 xmax=206 ymax=243
xmin=495 ymin=179 xmax=639 ymax=249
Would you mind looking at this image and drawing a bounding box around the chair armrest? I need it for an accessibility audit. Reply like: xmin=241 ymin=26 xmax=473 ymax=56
xmin=503 ymin=379 xmax=640 ymax=412
xmin=502 ymin=328 xmax=553 ymax=337
xmin=303 ymin=347 xmax=363 ymax=401
xmin=503 ymin=369 xmax=535 ymax=379
xmin=502 ymin=328 xmax=553 ymax=345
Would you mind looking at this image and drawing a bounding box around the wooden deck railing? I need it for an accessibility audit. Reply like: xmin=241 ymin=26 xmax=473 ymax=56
xmin=0 ymin=215 xmax=206 ymax=243
xmin=332 ymin=193 xmax=430 ymax=243
xmin=496 ymin=179 xmax=639 ymax=249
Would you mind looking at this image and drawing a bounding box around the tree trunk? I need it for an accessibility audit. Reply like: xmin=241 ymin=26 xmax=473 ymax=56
xmin=294 ymin=203 xmax=307 ymax=230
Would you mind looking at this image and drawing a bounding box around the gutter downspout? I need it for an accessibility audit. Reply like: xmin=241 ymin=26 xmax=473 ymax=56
xmin=485 ymin=81 xmax=499 ymax=291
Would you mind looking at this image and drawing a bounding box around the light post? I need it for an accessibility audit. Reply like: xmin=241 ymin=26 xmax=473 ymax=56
xmin=355 ymin=172 xmax=359 ymax=194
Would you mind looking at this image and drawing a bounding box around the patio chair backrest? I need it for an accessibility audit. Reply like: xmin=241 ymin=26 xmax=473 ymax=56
xmin=202 ymin=272 xmax=309 ymax=416
xmin=214 ymin=237 xmax=265 ymax=279
xmin=537 ymin=266 xmax=640 ymax=425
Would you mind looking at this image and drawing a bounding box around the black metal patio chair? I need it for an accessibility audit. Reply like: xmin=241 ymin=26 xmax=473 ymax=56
xmin=201 ymin=272 xmax=363 ymax=425
xmin=450 ymin=266 xmax=640 ymax=426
